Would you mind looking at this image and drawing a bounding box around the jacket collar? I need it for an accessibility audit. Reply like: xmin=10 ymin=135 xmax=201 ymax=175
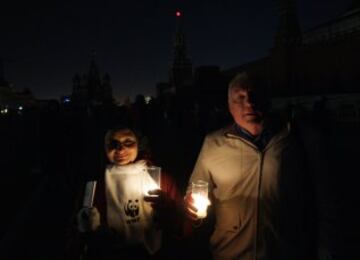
xmin=223 ymin=119 xmax=290 ymax=151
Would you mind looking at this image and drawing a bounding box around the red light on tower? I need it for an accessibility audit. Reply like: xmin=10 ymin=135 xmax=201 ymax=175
xmin=176 ymin=11 xmax=181 ymax=17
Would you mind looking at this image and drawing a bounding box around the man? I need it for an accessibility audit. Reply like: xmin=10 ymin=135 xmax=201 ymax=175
xmin=185 ymin=72 xmax=333 ymax=259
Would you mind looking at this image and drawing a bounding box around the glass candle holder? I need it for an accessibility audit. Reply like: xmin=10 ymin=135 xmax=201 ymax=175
xmin=191 ymin=180 xmax=209 ymax=218
xmin=144 ymin=166 xmax=161 ymax=196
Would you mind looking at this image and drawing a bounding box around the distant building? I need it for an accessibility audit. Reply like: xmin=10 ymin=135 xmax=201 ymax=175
xmin=71 ymin=51 xmax=114 ymax=107
xmin=0 ymin=58 xmax=36 ymax=111
xmin=224 ymin=0 xmax=360 ymax=97
xmin=155 ymin=11 xmax=231 ymax=126
xmin=156 ymin=1 xmax=360 ymax=123
xmin=156 ymin=82 xmax=172 ymax=97
xmin=222 ymin=0 xmax=360 ymax=122
xmin=170 ymin=12 xmax=193 ymax=92
xmin=157 ymin=11 xmax=193 ymax=98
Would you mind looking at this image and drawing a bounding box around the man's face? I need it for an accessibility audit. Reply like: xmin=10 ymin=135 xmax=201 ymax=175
xmin=106 ymin=129 xmax=138 ymax=166
xmin=228 ymin=87 xmax=264 ymax=127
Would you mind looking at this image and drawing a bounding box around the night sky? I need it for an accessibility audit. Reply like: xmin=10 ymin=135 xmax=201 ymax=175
xmin=1 ymin=0 xmax=352 ymax=101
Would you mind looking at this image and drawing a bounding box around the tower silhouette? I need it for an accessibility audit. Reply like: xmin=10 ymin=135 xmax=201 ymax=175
xmin=274 ymin=0 xmax=302 ymax=48
xmin=271 ymin=0 xmax=302 ymax=96
xmin=170 ymin=11 xmax=193 ymax=92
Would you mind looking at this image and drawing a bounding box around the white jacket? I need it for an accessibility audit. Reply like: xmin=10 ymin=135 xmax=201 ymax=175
xmin=189 ymin=123 xmax=323 ymax=260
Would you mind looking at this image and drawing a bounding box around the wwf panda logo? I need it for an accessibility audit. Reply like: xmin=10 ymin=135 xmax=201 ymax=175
xmin=124 ymin=199 xmax=139 ymax=218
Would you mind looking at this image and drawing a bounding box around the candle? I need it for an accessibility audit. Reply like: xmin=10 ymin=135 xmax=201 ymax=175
xmin=191 ymin=180 xmax=210 ymax=218
xmin=191 ymin=193 xmax=210 ymax=218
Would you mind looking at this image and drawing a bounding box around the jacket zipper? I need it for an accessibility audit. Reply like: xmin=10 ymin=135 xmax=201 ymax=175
xmin=254 ymin=150 xmax=264 ymax=260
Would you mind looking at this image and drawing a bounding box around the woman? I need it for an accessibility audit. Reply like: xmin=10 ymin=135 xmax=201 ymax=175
xmin=75 ymin=126 xmax=185 ymax=259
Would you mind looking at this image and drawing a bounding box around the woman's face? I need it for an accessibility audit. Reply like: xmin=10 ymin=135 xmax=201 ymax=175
xmin=106 ymin=129 xmax=138 ymax=166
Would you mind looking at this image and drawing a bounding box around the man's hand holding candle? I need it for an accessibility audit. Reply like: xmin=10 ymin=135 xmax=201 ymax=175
xmin=184 ymin=193 xmax=211 ymax=222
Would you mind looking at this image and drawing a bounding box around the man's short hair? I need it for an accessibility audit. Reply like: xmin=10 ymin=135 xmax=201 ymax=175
xmin=228 ymin=72 xmax=271 ymax=113
xmin=228 ymin=72 xmax=269 ymax=101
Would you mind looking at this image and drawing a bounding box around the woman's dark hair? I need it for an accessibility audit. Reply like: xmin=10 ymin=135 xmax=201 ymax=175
xmin=104 ymin=125 xmax=151 ymax=161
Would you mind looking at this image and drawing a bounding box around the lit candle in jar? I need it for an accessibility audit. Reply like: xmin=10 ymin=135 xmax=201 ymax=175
xmin=191 ymin=180 xmax=210 ymax=218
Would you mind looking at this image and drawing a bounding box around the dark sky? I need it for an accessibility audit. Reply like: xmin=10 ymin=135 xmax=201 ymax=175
xmin=1 ymin=0 xmax=352 ymax=101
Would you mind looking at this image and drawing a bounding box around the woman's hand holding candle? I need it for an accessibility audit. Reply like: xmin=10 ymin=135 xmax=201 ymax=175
xmin=144 ymin=189 xmax=165 ymax=206
xmin=144 ymin=189 xmax=174 ymax=229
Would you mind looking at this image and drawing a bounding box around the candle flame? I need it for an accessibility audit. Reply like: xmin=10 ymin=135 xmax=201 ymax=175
xmin=191 ymin=194 xmax=210 ymax=218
